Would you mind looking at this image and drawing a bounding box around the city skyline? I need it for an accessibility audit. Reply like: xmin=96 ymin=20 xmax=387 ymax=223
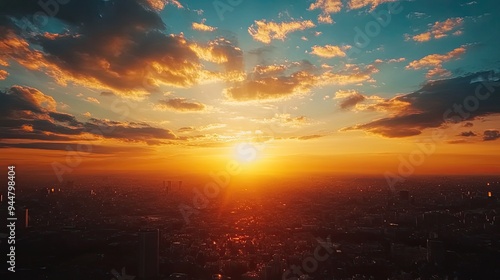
xmin=1 ymin=0 xmax=500 ymax=178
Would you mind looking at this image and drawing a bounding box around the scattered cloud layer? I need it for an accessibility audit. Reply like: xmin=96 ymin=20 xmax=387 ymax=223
xmin=408 ymin=17 xmax=464 ymax=42
xmin=0 ymin=85 xmax=178 ymax=144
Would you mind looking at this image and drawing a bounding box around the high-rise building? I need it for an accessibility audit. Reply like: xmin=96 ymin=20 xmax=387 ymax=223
xmin=427 ymin=239 xmax=445 ymax=264
xmin=24 ymin=208 xmax=29 ymax=228
xmin=139 ymin=229 xmax=159 ymax=279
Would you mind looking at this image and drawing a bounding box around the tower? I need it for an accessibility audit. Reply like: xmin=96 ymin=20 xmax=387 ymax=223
xmin=25 ymin=208 xmax=29 ymax=228
xmin=138 ymin=229 xmax=159 ymax=279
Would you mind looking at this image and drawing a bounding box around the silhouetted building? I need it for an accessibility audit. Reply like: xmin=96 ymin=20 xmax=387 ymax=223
xmin=427 ymin=239 xmax=445 ymax=265
xmin=139 ymin=229 xmax=159 ymax=279
xmin=25 ymin=208 xmax=29 ymax=228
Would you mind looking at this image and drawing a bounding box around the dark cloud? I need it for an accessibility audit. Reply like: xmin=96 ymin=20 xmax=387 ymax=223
xmin=463 ymin=122 xmax=474 ymax=127
xmin=340 ymin=93 xmax=366 ymax=110
xmin=459 ymin=131 xmax=476 ymax=137
xmin=178 ymin=126 xmax=195 ymax=132
xmin=483 ymin=130 xmax=500 ymax=141
xmin=155 ymin=98 xmax=206 ymax=112
xmin=1 ymin=0 xmax=242 ymax=96
xmin=0 ymin=142 xmax=152 ymax=154
xmin=344 ymin=71 xmax=500 ymax=137
xmin=0 ymin=85 xmax=179 ymax=145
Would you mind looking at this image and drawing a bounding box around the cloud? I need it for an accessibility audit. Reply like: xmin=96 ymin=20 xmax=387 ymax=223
xmin=145 ymin=0 xmax=184 ymax=10
xmin=83 ymin=112 xmax=92 ymax=118
xmin=0 ymin=0 xmax=241 ymax=97
xmin=348 ymin=0 xmax=395 ymax=11
xmin=85 ymin=97 xmax=100 ymax=104
xmin=406 ymin=46 xmax=467 ymax=78
xmin=459 ymin=131 xmax=476 ymax=137
xmin=308 ymin=0 xmax=342 ymax=24
xmin=387 ymin=57 xmax=406 ymax=63
xmin=334 ymin=90 xmax=366 ymax=110
xmin=252 ymin=64 xmax=287 ymax=77
xmin=409 ymin=17 xmax=464 ymax=42
xmin=407 ymin=12 xmax=428 ymax=19
xmin=155 ymin=98 xmax=206 ymax=112
xmin=248 ymin=19 xmax=316 ymax=44
xmin=483 ymin=130 xmax=500 ymax=141
xmin=178 ymin=126 xmax=195 ymax=132
xmin=84 ymin=118 xmax=177 ymax=144
xmin=192 ymin=20 xmax=217 ymax=32
xmin=342 ymin=71 xmax=500 ymax=138
xmin=0 ymin=85 xmax=179 ymax=144
xmin=310 ymin=45 xmax=351 ymax=58
xmin=0 ymin=142 xmax=153 ymax=154
xmin=189 ymin=38 xmax=243 ymax=72
xmin=0 ymin=69 xmax=8 ymax=80
xmin=318 ymin=62 xmax=380 ymax=86
xmin=224 ymin=71 xmax=317 ymax=101
xmin=297 ymin=134 xmax=324 ymax=140
xmin=225 ymin=60 xmax=381 ymax=101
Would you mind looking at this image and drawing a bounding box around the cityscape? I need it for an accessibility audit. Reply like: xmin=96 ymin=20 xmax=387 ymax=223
xmin=1 ymin=0 xmax=500 ymax=279
xmin=0 ymin=175 xmax=499 ymax=279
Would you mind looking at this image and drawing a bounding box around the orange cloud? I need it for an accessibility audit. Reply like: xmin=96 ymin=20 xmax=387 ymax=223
xmin=154 ymin=98 xmax=206 ymax=112
xmin=0 ymin=26 xmax=205 ymax=97
xmin=85 ymin=97 xmax=100 ymax=104
xmin=348 ymin=0 xmax=395 ymax=10
xmin=253 ymin=64 xmax=287 ymax=77
xmin=225 ymin=60 xmax=381 ymax=101
xmin=0 ymin=69 xmax=8 ymax=80
xmin=0 ymin=85 xmax=180 ymax=144
xmin=410 ymin=17 xmax=464 ymax=42
xmin=406 ymin=46 xmax=466 ymax=78
xmin=319 ymin=63 xmax=379 ymax=85
xmin=310 ymin=44 xmax=351 ymax=58
xmin=224 ymin=71 xmax=317 ymax=101
xmin=189 ymin=38 xmax=243 ymax=72
xmin=145 ymin=0 xmax=183 ymax=10
xmin=248 ymin=19 xmax=316 ymax=44
xmin=308 ymin=0 xmax=342 ymax=24
xmin=192 ymin=20 xmax=217 ymax=32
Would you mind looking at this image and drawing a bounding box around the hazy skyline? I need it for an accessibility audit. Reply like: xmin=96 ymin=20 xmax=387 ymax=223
xmin=1 ymin=0 xmax=499 ymax=177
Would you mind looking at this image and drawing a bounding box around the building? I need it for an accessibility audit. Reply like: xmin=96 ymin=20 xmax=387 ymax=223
xmin=139 ymin=229 xmax=159 ymax=279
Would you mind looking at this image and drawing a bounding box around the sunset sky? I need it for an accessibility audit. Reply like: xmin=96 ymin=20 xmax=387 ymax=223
xmin=1 ymin=0 xmax=499 ymax=178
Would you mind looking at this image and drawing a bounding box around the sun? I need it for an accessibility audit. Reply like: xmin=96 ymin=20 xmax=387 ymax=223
xmin=233 ymin=142 xmax=260 ymax=163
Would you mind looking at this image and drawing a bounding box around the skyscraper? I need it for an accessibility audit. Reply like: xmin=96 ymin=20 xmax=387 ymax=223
xmin=25 ymin=208 xmax=29 ymax=228
xmin=139 ymin=229 xmax=159 ymax=279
